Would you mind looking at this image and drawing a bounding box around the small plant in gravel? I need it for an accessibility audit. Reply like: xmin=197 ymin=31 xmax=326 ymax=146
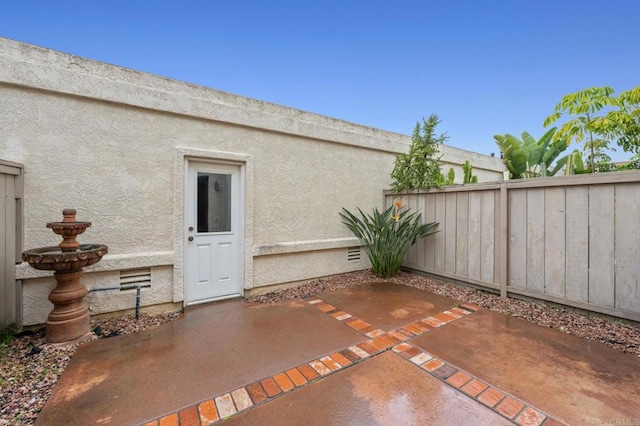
xmin=340 ymin=202 xmax=438 ymax=278
xmin=1 ymin=324 xmax=18 ymax=346
xmin=0 ymin=312 xmax=182 ymax=425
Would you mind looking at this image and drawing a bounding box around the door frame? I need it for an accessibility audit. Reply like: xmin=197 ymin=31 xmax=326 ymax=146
xmin=185 ymin=161 xmax=243 ymax=305
xmin=173 ymin=147 xmax=254 ymax=306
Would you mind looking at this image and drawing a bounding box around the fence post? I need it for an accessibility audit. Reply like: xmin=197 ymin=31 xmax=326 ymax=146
xmin=499 ymin=182 xmax=508 ymax=298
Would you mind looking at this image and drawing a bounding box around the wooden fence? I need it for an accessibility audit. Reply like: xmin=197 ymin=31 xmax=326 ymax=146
xmin=385 ymin=171 xmax=640 ymax=323
xmin=1 ymin=160 xmax=23 ymax=329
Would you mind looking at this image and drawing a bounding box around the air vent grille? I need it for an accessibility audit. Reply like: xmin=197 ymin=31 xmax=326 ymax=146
xmin=119 ymin=268 xmax=151 ymax=289
xmin=347 ymin=247 xmax=361 ymax=262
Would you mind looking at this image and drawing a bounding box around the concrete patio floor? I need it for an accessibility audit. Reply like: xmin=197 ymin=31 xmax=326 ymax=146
xmin=35 ymin=282 xmax=640 ymax=425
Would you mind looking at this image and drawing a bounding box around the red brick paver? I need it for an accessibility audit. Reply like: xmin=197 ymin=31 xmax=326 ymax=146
xmin=273 ymin=373 xmax=295 ymax=392
xmin=330 ymin=352 xmax=353 ymax=367
xmin=461 ymin=379 xmax=488 ymax=397
xmin=446 ymin=371 xmax=472 ymax=388
xmin=346 ymin=319 xmax=369 ymax=331
xmin=158 ymin=413 xmax=178 ymax=426
xmin=356 ymin=341 xmax=378 ymax=355
xmin=245 ymin=382 xmax=268 ymax=404
xmin=461 ymin=302 xmax=481 ymax=312
xmin=422 ymin=358 xmax=445 ymax=371
xmin=434 ymin=312 xmax=457 ymax=323
xmin=496 ymin=396 xmax=525 ymax=419
xmin=395 ymin=328 xmax=415 ymax=339
xmin=515 ymin=407 xmax=547 ymax=426
xmin=316 ymin=303 xmax=337 ymax=313
xmin=285 ymin=368 xmax=308 ymax=387
xmin=397 ymin=346 xmax=422 ymax=359
xmin=340 ymin=349 xmax=362 ymax=363
xmin=198 ymin=399 xmax=219 ymax=424
xmin=319 ymin=356 xmax=342 ymax=371
xmin=261 ymin=377 xmax=282 ymax=398
xmin=478 ymin=387 xmax=505 ymax=408
xmin=297 ymin=364 xmax=320 ymax=381
xmin=178 ymin=406 xmax=200 ymax=426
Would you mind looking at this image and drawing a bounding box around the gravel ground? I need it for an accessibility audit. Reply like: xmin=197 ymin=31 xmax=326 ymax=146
xmin=250 ymin=270 xmax=640 ymax=357
xmin=0 ymin=312 xmax=181 ymax=425
xmin=2 ymin=270 xmax=638 ymax=425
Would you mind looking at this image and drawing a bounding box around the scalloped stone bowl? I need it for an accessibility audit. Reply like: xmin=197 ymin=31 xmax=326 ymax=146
xmin=21 ymin=210 xmax=108 ymax=343
xmin=22 ymin=244 xmax=108 ymax=272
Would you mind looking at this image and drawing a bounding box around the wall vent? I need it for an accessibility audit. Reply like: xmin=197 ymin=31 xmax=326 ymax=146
xmin=119 ymin=268 xmax=151 ymax=290
xmin=347 ymin=247 xmax=361 ymax=262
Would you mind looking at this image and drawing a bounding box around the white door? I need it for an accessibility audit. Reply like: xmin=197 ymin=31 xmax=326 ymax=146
xmin=185 ymin=162 xmax=243 ymax=305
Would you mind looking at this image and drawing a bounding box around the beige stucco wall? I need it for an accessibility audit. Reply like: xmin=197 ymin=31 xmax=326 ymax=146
xmin=0 ymin=38 xmax=506 ymax=325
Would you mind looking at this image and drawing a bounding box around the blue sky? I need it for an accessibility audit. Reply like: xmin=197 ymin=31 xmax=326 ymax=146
xmin=2 ymin=1 xmax=639 ymax=160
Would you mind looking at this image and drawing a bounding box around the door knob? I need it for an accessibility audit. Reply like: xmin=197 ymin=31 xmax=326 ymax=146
xmin=188 ymin=236 xmax=194 ymax=241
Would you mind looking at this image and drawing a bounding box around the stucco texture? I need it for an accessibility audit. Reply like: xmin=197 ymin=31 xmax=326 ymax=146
xmin=0 ymin=38 xmax=506 ymax=324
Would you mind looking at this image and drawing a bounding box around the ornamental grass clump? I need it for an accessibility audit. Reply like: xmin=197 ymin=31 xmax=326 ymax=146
xmin=340 ymin=202 xmax=439 ymax=278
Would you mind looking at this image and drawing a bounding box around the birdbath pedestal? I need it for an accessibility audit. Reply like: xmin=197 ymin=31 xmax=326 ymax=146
xmin=22 ymin=209 xmax=108 ymax=343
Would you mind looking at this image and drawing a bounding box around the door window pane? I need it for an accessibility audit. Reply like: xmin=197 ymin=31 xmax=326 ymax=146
xmin=197 ymin=173 xmax=231 ymax=233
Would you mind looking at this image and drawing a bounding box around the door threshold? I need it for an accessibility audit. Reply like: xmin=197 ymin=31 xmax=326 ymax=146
xmin=185 ymin=293 xmax=242 ymax=307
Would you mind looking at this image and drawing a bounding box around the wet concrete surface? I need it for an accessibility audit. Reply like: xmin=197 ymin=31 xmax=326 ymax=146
xmin=36 ymin=283 xmax=640 ymax=425
xmin=225 ymin=351 xmax=512 ymax=426
xmin=35 ymin=298 xmax=365 ymax=425
xmin=318 ymin=282 xmax=461 ymax=331
xmin=411 ymin=309 xmax=640 ymax=425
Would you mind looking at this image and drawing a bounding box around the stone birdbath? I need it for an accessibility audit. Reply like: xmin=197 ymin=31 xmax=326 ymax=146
xmin=22 ymin=209 xmax=108 ymax=343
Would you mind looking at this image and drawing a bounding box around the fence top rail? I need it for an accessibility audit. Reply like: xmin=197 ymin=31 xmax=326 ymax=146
xmin=384 ymin=170 xmax=640 ymax=196
xmin=0 ymin=160 xmax=23 ymax=176
xmin=503 ymin=170 xmax=640 ymax=189
xmin=384 ymin=182 xmax=502 ymax=196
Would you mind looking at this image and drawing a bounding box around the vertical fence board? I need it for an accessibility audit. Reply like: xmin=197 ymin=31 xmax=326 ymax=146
xmin=499 ymin=185 xmax=508 ymax=297
xmin=481 ymin=190 xmax=496 ymax=282
xmin=423 ymin=193 xmax=436 ymax=270
xmin=544 ymin=187 xmax=566 ymax=297
xmin=509 ymin=189 xmax=527 ymax=289
xmin=444 ymin=193 xmax=457 ymax=273
xmin=455 ymin=192 xmax=469 ymax=276
xmin=404 ymin=194 xmax=418 ymax=267
xmin=412 ymin=194 xmax=425 ymax=269
xmin=0 ymin=175 xmax=7 ymax=326
xmin=526 ymin=189 xmax=545 ymax=293
xmin=393 ymin=172 xmax=640 ymax=322
xmin=588 ymin=185 xmax=615 ymax=307
xmin=565 ymin=186 xmax=589 ymax=302
xmin=614 ymin=183 xmax=640 ymax=312
xmin=434 ymin=193 xmax=446 ymax=271
xmin=467 ymin=192 xmax=482 ymax=280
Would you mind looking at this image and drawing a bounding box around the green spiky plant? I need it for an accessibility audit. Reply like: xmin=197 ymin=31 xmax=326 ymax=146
xmin=339 ymin=202 xmax=439 ymax=278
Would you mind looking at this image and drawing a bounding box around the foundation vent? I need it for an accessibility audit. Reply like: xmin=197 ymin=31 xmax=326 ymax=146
xmin=119 ymin=268 xmax=151 ymax=290
xmin=347 ymin=247 xmax=361 ymax=262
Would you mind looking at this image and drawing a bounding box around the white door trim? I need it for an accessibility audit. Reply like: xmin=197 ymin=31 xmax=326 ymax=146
xmin=185 ymin=161 xmax=244 ymax=305
xmin=172 ymin=147 xmax=254 ymax=306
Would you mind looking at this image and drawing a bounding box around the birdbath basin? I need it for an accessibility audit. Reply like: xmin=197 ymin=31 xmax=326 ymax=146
xmin=22 ymin=209 xmax=108 ymax=343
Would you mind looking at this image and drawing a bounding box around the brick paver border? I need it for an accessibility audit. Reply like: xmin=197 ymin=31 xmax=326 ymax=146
xmin=140 ymin=297 xmax=564 ymax=426
xmin=391 ymin=342 xmax=560 ymax=426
